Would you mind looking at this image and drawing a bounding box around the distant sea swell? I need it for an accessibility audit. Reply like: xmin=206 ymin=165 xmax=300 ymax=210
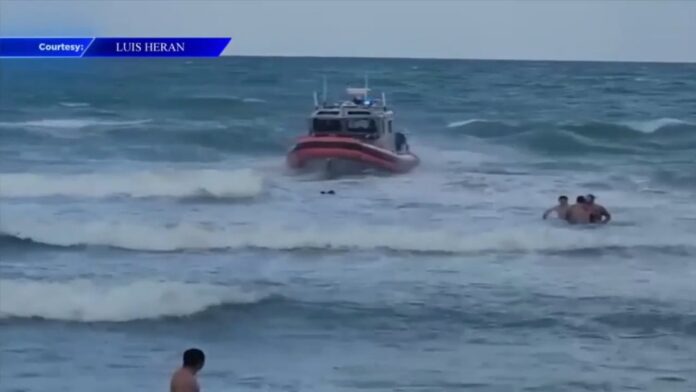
xmin=444 ymin=118 xmax=696 ymax=155
xmin=2 ymin=115 xmax=694 ymax=157
xmin=0 ymin=116 xmax=291 ymax=154
xmin=1 ymin=278 xmax=694 ymax=343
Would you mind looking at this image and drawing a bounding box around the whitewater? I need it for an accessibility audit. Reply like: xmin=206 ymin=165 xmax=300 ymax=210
xmin=1 ymin=57 xmax=695 ymax=392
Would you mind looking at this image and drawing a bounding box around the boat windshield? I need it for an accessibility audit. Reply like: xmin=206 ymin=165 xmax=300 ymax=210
xmin=345 ymin=118 xmax=378 ymax=134
xmin=312 ymin=118 xmax=342 ymax=133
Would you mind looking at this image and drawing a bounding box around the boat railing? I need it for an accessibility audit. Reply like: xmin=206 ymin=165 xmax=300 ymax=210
xmin=312 ymin=76 xmax=388 ymax=110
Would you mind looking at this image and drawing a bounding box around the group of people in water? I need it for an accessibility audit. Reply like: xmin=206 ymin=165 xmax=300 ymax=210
xmin=167 ymin=196 xmax=609 ymax=391
xmin=543 ymin=193 xmax=611 ymax=224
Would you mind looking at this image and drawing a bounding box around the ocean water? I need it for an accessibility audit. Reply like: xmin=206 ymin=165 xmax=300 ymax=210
xmin=1 ymin=57 xmax=695 ymax=392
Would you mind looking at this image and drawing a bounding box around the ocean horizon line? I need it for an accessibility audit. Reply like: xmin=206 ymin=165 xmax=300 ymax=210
xmin=219 ymin=53 xmax=696 ymax=65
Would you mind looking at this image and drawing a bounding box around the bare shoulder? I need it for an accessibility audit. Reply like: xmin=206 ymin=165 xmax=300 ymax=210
xmin=171 ymin=369 xmax=197 ymax=392
xmin=172 ymin=368 xmax=187 ymax=380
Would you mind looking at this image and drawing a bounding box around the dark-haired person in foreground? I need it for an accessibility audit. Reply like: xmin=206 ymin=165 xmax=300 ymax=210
xmin=170 ymin=348 xmax=205 ymax=392
xmin=543 ymin=195 xmax=569 ymax=220
xmin=564 ymin=195 xmax=593 ymax=224
xmin=586 ymin=194 xmax=611 ymax=223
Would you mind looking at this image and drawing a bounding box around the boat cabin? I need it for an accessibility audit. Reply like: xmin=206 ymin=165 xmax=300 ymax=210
xmin=308 ymin=87 xmax=395 ymax=142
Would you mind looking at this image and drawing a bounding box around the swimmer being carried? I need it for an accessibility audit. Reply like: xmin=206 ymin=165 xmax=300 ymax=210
xmin=564 ymin=195 xmax=593 ymax=224
xmin=585 ymin=193 xmax=611 ymax=224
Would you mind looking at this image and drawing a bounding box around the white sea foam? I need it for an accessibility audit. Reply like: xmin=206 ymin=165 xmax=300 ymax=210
xmin=58 ymin=102 xmax=91 ymax=108
xmin=619 ymin=118 xmax=692 ymax=133
xmin=242 ymin=98 xmax=266 ymax=103
xmin=188 ymin=94 xmax=266 ymax=103
xmin=0 ymin=168 xmax=264 ymax=199
xmin=0 ymin=279 xmax=264 ymax=322
xmin=446 ymin=119 xmax=491 ymax=128
xmin=1 ymin=217 xmax=692 ymax=254
xmin=446 ymin=118 xmax=695 ymax=134
xmin=0 ymin=118 xmax=152 ymax=129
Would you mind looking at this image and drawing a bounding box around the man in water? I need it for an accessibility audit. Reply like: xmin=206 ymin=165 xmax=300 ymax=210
xmin=564 ymin=195 xmax=593 ymax=224
xmin=542 ymin=195 xmax=569 ymax=220
xmin=586 ymin=194 xmax=611 ymax=223
xmin=170 ymin=348 xmax=205 ymax=392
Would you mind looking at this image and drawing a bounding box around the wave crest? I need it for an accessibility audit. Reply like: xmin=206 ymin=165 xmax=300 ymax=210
xmin=1 ymin=219 xmax=693 ymax=254
xmin=619 ymin=118 xmax=692 ymax=134
xmin=443 ymin=118 xmax=696 ymax=155
xmin=0 ymin=118 xmax=151 ymax=129
xmin=0 ymin=279 xmax=266 ymax=322
xmin=0 ymin=168 xmax=264 ymax=199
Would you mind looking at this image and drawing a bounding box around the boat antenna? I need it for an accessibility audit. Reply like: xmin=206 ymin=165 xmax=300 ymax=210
xmin=322 ymin=75 xmax=327 ymax=105
xmin=364 ymin=73 xmax=369 ymax=99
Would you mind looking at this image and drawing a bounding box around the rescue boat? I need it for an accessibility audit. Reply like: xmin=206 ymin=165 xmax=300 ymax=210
xmin=286 ymin=81 xmax=419 ymax=176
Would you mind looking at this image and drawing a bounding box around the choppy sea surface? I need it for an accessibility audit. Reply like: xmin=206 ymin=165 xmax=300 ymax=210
xmin=1 ymin=57 xmax=695 ymax=392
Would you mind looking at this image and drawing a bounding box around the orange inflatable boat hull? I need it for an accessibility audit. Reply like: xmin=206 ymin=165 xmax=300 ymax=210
xmin=287 ymin=136 xmax=419 ymax=174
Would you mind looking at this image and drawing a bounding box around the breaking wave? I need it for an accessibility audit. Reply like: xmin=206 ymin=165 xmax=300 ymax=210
xmin=0 ymin=279 xmax=266 ymax=322
xmin=1 ymin=219 xmax=693 ymax=254
xmin=617 ymin=118 xmax=693 ymax=134
xmin=0 ymin=168 xmax=264 ymax=199
xmin=446 ymin=119 xmax=493 ymax=128
xmin=58 ymin=102 xmax=91 ymax=108
xmin=2 ymin=278 xmax=694 ymax=337
xmin=443 ymin=118 xmax=696 ymax=155
xmin=0 ymin=118 xmax=152 ymax=129
xmin=179 ymin=94 xmax=267 ymax=104
xmin=447 ymin=118 xmax=694 ymax=135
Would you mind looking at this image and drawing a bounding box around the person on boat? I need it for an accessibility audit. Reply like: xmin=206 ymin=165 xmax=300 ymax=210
xmin=585 ymin=194 xmax=611 ymax=223
xmin=395 ymin=132 xmax=409 ymax=153
xmin=564 ymin=195 xmax=593 ymax=224
xmin=542 ymin=195 xmax=569 ymax=220
xmin=170 ymin=348 xmax=205 ymax=392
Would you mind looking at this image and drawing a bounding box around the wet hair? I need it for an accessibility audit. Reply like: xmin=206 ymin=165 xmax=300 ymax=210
xmin=576 ymin=195 xmax=586 ymax=203
xmin=586 ymin=194 xmax=595 ymax=202
xmin=558 ymin=195 xmax=568 ymax=202
xmin=183 ymin=348 xmax=205 ymax=369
